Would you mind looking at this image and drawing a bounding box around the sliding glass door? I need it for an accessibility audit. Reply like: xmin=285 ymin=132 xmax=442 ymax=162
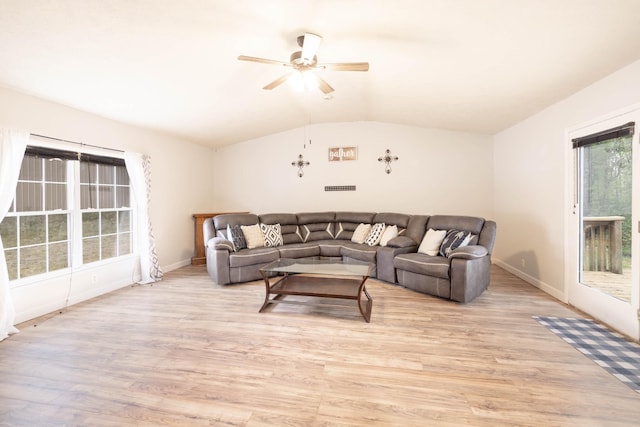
xmin=568 ymin=111 xmax=640 ymax=340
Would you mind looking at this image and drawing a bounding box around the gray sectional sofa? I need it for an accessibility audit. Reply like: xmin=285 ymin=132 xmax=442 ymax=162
xmin=203 ymin=211 xmax=496 ymax=303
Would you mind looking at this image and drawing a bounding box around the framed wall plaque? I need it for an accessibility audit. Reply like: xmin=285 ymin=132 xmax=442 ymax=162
xmin=328 ymin=146 xmax=358 ymax=161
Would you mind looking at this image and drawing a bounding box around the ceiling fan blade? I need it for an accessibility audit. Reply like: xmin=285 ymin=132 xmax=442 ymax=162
xmin=301 ymin=33 xmax=322 ymax=64
xmin=317 ymin=62 xmax=370 ymax=72
xmin=306 ymin=73 xmax=334 ymax=94
xmin=263 ymin=72 xmax=293 ymax=90
xmin=238 ymin=55 xmax=289 ymax=67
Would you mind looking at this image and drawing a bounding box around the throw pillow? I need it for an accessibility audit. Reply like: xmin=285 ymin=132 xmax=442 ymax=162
xmin=227 ymin=224 xmax=247 ymax=251
xmin=418 ymin=229 xmax=447 ymax=256
xmin=241 ymin=224 xmax=265 ymax=249
xmin=439 ymin=229 xmax=472 ymax=257
xmin=460 ymin=233 xmax=476 ymax=247
xmin=351 ymin=223 xmax=372 ymax=244
xmin=260 ymin=223 xmax=284 ymax=247
xmin=379 ymin=225 xmax=398 ymax=246
xmin=364 ymin=223 xmax=386 ymax=246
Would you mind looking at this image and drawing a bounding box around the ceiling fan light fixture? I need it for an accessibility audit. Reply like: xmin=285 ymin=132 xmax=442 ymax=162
xmin=289 ymin=70 xmax=318 ymax=92
xmin=238 ymin=33 xmax=368 ymax=94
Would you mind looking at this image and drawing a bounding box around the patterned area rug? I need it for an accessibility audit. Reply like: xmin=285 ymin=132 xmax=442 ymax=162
xmin=534 ymin=316 xmax=640 ymax=394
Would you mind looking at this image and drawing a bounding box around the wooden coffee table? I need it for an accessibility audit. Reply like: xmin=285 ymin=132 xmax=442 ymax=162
xmin=259 ymin=258 xmax=373 ymax=322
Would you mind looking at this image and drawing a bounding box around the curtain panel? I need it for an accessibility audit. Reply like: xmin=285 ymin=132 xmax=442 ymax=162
xmin=0 ymin=129 xmax=28 ymax=341
xmin=124 ymin=152 xmax=163 ymax=284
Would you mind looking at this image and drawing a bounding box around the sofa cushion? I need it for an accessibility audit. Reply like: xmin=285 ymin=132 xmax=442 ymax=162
xmin=214 ymin=213 xmax=259 ymax=230
xmin=241 ymin=224 xmax=264 ymax=249
xmin=372 ymin=212 xmax=410 ymax=229
xmin=365 ymin=223 xmax=386 ymax=246
xmin=260 ymin=223 xmax=284 ymax=247
xmin=227 ymin=224 xmax=247 ymax=251
xmin=404 ymin=215 xmax=429 ymax=243
xmin=386 ymin=236 xmax=416 ymax=248
xmin=340 ymin=243 xmax=378 ymax=263
xmin=297 ymin=212 xmax=335 ymax=242
xmin=427 ymin=215 xmax=484 ymax=236
xmin=393 ymin=253 xmax=450 ymax=279
xmin=317 ymin=240 xmax=344 ymax=257
xmin=229 ymin=247 xmax=280 ymax=268
xmin=277 ymin=243 xmax=320 ymax=259
xmin=418 ymin=229 xmax=446 ymax=256
xmin=334 ymin=212 xmax=376 ymax=240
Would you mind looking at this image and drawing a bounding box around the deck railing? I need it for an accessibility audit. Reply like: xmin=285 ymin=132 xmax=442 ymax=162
xmin=583 ymin=216 xmax=624 ymax=274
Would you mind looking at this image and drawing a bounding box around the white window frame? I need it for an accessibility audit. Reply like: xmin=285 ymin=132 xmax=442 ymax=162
xmin=0 ymin=147 xmax=135 ymax=287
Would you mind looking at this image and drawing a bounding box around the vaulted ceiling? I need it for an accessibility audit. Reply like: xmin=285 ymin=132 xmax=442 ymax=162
xmin=1 ymin=0 xmax=640 ymax=148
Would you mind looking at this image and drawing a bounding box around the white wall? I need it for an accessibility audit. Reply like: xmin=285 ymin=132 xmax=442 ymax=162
xmin=213 ymin=121 xmax=494 ymax=218
xmin=493 ymin=59 xmax=640 ymax=300
xmin=0 ymin=86 xmax=215 ymax=322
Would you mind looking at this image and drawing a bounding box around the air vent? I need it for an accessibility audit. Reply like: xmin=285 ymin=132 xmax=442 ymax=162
xmin=324 ymin=185 xmax=356 ymax=192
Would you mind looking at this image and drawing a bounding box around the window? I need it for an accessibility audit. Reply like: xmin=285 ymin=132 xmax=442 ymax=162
xmin=80 ymin=162 xmax=132 ymax=263
xmin=0 ymin=148 xmax=133 ymax=281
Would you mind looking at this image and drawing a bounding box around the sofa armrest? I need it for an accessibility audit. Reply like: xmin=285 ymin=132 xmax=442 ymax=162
xmin=206 ymin=241 xmax=232 ymax=285
xmin=208 ymin=237 xmax=234 ymax=252
xmin=449 ymin=255 xmax=491 ymax=303
xmin=448 ymin=245 xmax=488 ymax=260
xmin=386 ymin=236 xmax=417 ymax=248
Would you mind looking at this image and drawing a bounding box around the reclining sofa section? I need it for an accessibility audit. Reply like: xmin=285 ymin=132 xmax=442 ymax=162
xmin=203 ymin=211 xmax=496 ymax=303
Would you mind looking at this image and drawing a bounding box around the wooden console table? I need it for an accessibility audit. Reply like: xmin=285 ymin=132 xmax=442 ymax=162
xmin=191 ymin=212 xmax=246 ymax=265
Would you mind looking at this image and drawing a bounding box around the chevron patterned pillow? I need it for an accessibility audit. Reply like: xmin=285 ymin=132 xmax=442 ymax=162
xmin=260 ymin=223 xmax=284 ymax=247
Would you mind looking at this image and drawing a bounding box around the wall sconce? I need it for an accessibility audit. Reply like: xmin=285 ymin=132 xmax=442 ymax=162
xmin=378 ymin=149 xmax=399 ymax=174
xmin=292 ymin=154 xmax=310 ymax=177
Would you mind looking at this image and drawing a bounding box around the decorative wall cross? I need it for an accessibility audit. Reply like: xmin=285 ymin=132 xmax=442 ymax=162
xmin=378 ymin=149 xmax=399 ymax=174
xmin=292 ymin=154 xmax=310 ymax=177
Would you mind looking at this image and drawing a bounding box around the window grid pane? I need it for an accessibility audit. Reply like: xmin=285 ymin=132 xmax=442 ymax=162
xmin=49 ymin=241 xmax=69 ymax=271
xmin=81 ymin=161 xmax=131 ymax=264
xmin=4 ymin=249 xmax=17 ymax=280
xmin=7 ymin=155 xmax=133 ymax=280
xmin=83 ymin=212 xmax=99 ymax=238
xmin=20 ymin=245 xmax=46 ymax=277
xmin=45 ymin=159 xmax=66 ymax=182
xmin=45 ymin=183 xmax=67 ymax=210
xmin=0 ymin=216 xmax=17 ymax=248
xmin=18 ymin=156 xmax=42 ymax=181
xmin=83 ymin=237 xmax=100 ymax=264
xmin=16 ymin=182 xmax=43 ymax=211
xmin=118 ymin=232 xmax=132 ymax=255
xmin=20 ymin=215 xmax=46 ymax=246
xmin=48 ymin=214 xmax=68 ymax=242
xmin=98 ymin=186 xmax=114 ymax=209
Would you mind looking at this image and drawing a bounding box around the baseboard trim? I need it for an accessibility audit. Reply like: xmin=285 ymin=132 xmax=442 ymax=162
xmin=161 ymin=258 xmax=192 ymax=273
xmin=493 ymin=259 xmax=566 ymax=302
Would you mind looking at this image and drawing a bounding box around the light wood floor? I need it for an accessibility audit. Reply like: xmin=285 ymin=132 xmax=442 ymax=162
xmin=1 ymin=265 xmax=639 ymax=426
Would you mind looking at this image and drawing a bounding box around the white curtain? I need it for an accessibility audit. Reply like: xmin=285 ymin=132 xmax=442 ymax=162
xmin=124 ymin=152 xmax=163 ymax=284
xmin=0 ymin=129 xmax=28 ymax=341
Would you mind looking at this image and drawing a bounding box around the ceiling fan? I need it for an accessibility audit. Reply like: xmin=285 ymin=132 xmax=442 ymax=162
xmin=238 ymin=33 xmax=369 ymax=95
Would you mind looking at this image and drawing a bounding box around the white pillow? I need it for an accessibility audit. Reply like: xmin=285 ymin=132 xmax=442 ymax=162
xmin=418 ymin=229 xmax=447 ymax=256
xmin=241 ymin=224 xmax=265 ymax=249
xmin=351 ymin=223 xmax=372 ymax=244
xmin=379 ymin=225 xmax=398 ymax=246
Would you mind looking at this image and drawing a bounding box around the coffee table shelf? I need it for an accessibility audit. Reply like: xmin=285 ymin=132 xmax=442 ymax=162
xmin=259 ymin=259 xmax=373 ymax=322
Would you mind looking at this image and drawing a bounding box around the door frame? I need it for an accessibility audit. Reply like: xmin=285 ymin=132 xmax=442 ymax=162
xmin=565 ymin=104 xmax=640 ymax=340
